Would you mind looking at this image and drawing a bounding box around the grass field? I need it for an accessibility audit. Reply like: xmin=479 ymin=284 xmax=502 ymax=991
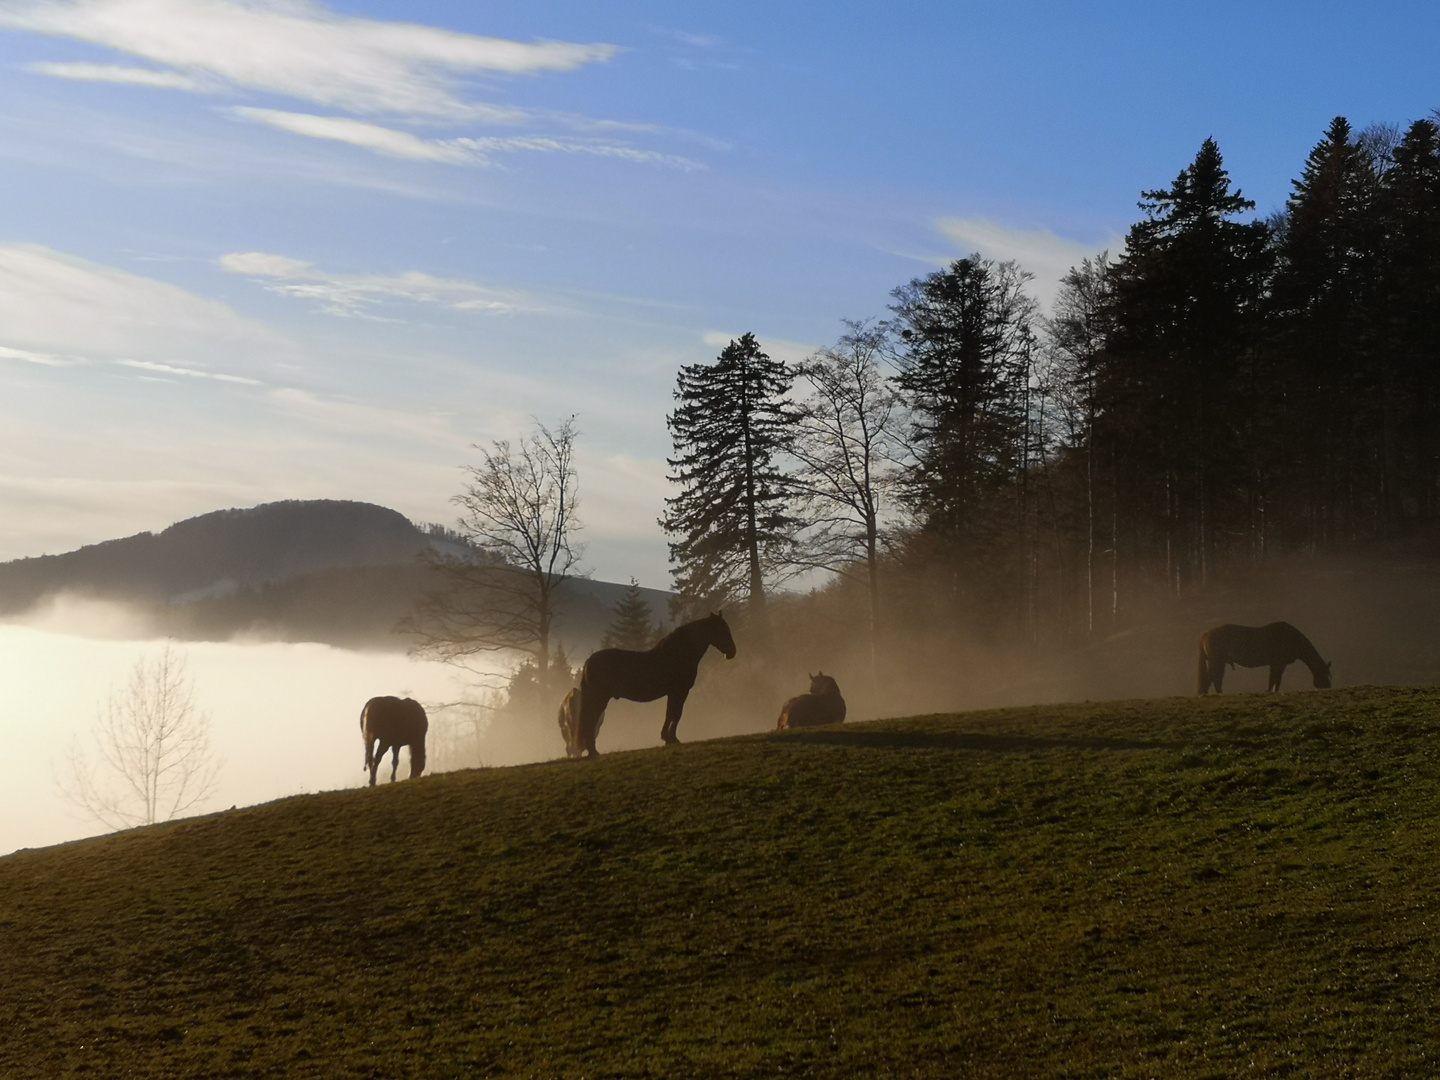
xmin=5 ymin=686 xmax=1440 ymax=1078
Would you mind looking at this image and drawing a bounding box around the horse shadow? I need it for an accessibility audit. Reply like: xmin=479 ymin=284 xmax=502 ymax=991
xmin=777 ymin=728 xmax=1170 ymax=754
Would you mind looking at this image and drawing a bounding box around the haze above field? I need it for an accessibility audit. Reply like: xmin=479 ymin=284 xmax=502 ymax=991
xmin=2 ymin=0 xmax=1437 ymax=585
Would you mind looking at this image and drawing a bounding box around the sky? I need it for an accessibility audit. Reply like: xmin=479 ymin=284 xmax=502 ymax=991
xmin=1 ymin=0 xmax=1437 ymax=590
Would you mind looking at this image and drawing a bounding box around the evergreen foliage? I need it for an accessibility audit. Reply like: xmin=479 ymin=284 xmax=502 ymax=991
xmin=601 ymin=578 xmax=658 ymax=650
xmin=662 ymin=332 xmax=798 ymax=618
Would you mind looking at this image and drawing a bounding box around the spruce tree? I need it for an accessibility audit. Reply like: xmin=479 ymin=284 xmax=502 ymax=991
xmin=662 ymin=332 xmax=797 ymax=621
xmin=889 ymin=256 xmax=1037 ymax=606
xmin=602 ymin=578 xmax=658 ymax=650
xmin=1103 ymin=138 xmax=1270 ymax=589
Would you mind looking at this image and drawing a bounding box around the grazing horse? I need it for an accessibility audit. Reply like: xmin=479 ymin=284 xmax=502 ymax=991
xmin=777 ymin=672 xmax=847 ymax=729
xmin=360 ymin=696 xmax=428 ymax=785
xmin=570 ymin=612 xmax=737 ymax=757
xmin=557 ymin=687 xmax=583 ymax=759
xmin=1197 ymin=622 xmax=1332 ymax=695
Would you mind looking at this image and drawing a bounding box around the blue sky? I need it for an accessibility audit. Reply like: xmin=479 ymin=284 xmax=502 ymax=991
xmin=0 ymin=0 xmax=1436 ymax=588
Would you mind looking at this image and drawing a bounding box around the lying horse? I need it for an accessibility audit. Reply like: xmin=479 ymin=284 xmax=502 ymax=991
xmin=1197 ymin=622 xmax=1331 ymax=694
xmin=570 ymin=612 xmax=737 ymax=757
xmin=361 ymin=696 xmax=428 ymax=784
xmin=777 ymin=672 xmax=847 ymax=729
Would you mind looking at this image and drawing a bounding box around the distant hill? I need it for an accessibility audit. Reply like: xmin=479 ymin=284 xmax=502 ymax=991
xmin=0 ymin=499 xmax=672 ymax=652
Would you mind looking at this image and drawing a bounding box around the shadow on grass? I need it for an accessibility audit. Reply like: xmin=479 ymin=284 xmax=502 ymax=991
xmin=780 ymin=729 xmax=1170 ymax=754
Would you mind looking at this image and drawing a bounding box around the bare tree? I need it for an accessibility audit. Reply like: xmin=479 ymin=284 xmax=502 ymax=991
xmin=59 ymin=645 xmax=220 ymax=830
xmin=404 ymin=417 xmax=584 ymax=703
xmin=790 ymin=320 xmax=904 ymax=672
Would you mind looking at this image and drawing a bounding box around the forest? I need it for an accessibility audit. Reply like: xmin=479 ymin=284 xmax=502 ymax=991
xmin=410 ymin=113 xmax=1440 ymax=745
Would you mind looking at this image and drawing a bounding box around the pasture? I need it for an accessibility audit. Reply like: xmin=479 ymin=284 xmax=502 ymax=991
xmin=4 ymin=686 xmax=1440 ymax=1077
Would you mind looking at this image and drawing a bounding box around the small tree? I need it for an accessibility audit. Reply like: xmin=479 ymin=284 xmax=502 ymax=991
xmin=662 ymin=332 xmax=798 ymax=627
xmin=405 ymin=417 xmax=583 ymax=703
xmin=601 ymin=578 xmax=659 ymax=650
xmin=790 ymin=319 xmax=903 ymax=668
xmin=59 ymin=645 xmax=220 ymax=830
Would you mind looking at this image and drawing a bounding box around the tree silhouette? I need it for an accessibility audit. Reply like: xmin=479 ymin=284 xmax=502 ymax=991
xmin=602 ymin=578 xmax=659 ymax=650
xmin=662 ymin=332 xmax=797 ymax=626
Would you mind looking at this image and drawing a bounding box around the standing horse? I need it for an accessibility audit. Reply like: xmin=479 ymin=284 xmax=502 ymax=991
xmin=1197 ymin=622 xmax=1332 ymax=694
xmin=361 ymin=696 xmax=429 ymax=784
xmin=570 ymin=612 xmax=737 ymax=757
xmin=777 ymin=672 xmax=847 ymax=729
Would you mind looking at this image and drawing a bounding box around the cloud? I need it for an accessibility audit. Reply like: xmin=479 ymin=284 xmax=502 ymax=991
xmin=701 ymin=330 xmax=818 ymax=367
xmin=0 ymin=243 xmax=286 ymax=367
xmin=0 ymin=344 xmax=71 ymax=366
xmin=28 ymin=60 xmax=207 ymax=89
xmin=933 ymin=217 xmax=1118 ymax=308
xmin=219 ymin=250 xmax=536 ymax=317
xmin=233 ymin=107 xmax=702 ymax=168
xmin=1 ymin=0 xmax=615 ymax=120
xmin=114 ymin=358 xmax=261 ymax=385
xmin=232 ymin=107 xmax=476 ymax=163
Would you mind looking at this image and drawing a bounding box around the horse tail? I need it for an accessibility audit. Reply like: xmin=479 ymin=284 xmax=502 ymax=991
xmin=360 ymin=699 xmax=374 ymax=771
xmin=1197 ymin=638 xmax=1210 ymax=695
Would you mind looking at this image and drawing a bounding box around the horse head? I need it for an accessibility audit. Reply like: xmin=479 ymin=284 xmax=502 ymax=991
xmin=1314 ymin=661 xmax=1333 ymax=690
xmin=809 ymin=671 xmax=840 ymax=696
xmin=409 ymin=741 xmax=427 ymax=778
xmin=709 ymin=611 xmax=737 ymax=660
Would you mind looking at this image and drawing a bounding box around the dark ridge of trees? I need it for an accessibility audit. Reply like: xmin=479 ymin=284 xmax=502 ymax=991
xmin=660 ymin=113 xmax=1440 ymax=667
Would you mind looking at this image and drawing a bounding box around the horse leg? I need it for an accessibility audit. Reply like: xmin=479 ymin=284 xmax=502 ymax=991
xmin=661 ymin=689 xmax=690 ymax=745
xmin=578 ymin=696 xmax=606 ymax=758
xmin=367 ymin=738 xmax=381 ymax=786
xmin=1269 ymin=664 xmax=1285 ymax=692
xmin=390 ymin=745 xmax=402 ymax=781
xmin=1214 ymin=664 xmax=1226 ymax=693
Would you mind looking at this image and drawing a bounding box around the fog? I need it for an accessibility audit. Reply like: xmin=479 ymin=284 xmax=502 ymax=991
xmin=0 ymin=600 xmax=528 ymax=857
xmin=9 ymin=552 xmax=1440 ymax=856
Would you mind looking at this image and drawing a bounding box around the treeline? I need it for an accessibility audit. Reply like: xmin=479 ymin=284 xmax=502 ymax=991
xmin=663 ymin=115 xmax=1440 ymax=650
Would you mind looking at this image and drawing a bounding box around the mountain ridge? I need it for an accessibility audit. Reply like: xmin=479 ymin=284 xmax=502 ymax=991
xmin=0 ymin=499 xmax=670 ymax=652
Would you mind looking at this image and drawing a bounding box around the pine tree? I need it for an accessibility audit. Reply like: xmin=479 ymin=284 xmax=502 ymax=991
xmin=1103 ymin=138 xmax=1270 ymax=589
xmin=602 ymin=578 xmax=658 ymax=650
xmin=662 ymin=333 xmax=798 ymax=622
xmin=889 ymin=256 xmax=1038 ymax=616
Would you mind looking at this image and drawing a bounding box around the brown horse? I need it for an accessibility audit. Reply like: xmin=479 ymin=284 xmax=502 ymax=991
xmin=361 ymin=696 xmax=428 ymax=784
xmin=1197 ymin=622 xmax=1332 ymax=694
xmin=570 ymin=612 xmax=737 ymax=757
xmin=777 ymin=672 xmax=847 ymax=729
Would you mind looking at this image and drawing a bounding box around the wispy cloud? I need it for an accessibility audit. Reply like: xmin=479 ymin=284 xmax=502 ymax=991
xmin=0 ymin=344 xmax=71 ymax=366
xmin=0 ymin=243 xmax=286 ymax=367
xmin=933 ymin=217 xmax=1117 ymax=308
xmin=1 ymin=0 xmax=615 ymax=120
xmin=29 ymin=60 xmax=208 ymax=89
xmin=232 ymin=107 xmax=702 ymax=169
xmin=115 ymin=358 xmax=261 ymax=385
xmin=701 ymin=330 xmax=817 ymax=367
xmin=219 ymin=250 xmax=537 ymax=317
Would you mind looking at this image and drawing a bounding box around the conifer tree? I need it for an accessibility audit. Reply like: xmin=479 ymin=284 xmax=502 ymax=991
xmin=1104 ymin=138 xmax=1270 ymax=589
xmin=602 ymin=578 xmax=658 ymax=650
xmin=662 ymin=333 xmax=797 ymax=622
xmin=889 ymin=256 xmax=1037 ymax=602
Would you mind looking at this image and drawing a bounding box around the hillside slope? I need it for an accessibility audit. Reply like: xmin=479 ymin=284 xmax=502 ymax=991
xmin=4 ymin=687 xmax=1440 ymax=1077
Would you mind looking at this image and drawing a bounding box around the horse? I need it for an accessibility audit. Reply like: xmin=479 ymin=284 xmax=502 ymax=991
xmin=777 ymin=672 xmax=847 ymax=729
xmin=1197 ymin=622 xmax=1332 ymax=694
xmin=569 ymin=612 xmax=737 ymax=757
xmin=557 ymin=687 xmax=584 ymax=759
xmin=360 ymin=696 xmax=429 ymax=785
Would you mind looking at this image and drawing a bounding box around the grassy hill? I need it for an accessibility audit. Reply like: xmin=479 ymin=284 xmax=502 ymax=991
xmin=5 ymin=686 xmax=1440 ymax=1077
